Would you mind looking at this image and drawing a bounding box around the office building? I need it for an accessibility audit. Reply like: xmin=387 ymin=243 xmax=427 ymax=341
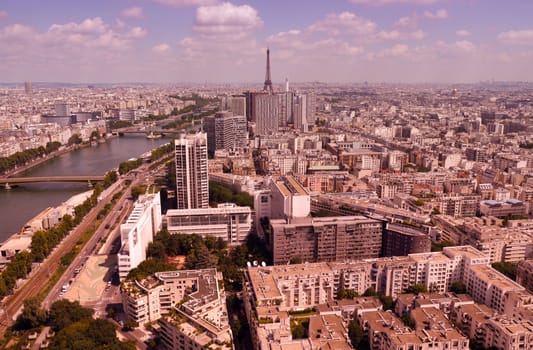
xmin=204 ymin=111 xmax=247 ymax=155
xmin=253 ymin=93 xmax=279 ymax=135
xmin=166 ymin=203 xmax=252 ymax=245
xmin=220 ymin=94 xmax=246 ymax=117
xmin=117 ymin=193 xmax=162 ymax=280
xmin=175 ymin=132 xmax=209 ymax=209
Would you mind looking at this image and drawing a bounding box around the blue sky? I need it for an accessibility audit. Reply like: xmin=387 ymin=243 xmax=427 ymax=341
xmin=1 ymin=0 xmax=532 ymax=83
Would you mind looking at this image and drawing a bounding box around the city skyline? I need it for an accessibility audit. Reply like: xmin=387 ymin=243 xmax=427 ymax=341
xmin=1 ymin=0 xmax=533 ymax=84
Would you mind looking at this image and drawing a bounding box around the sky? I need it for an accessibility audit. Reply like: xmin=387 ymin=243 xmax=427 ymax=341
xmin=1 ymin=0 xmax=533 ymax=84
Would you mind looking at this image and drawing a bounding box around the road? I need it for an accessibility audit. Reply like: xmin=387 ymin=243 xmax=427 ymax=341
xmin=41 ymin=179 xmax=133 ymax=310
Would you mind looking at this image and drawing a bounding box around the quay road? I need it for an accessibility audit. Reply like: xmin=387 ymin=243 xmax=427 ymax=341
xmin=40 ymin=179 xmax=131 ymax=311
xmin=0 ymin=177 xmax=126 ymax=334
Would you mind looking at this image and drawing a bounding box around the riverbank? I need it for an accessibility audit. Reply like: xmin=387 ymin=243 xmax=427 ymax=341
xmin=2 ymin=135 xmax=117 ymax=178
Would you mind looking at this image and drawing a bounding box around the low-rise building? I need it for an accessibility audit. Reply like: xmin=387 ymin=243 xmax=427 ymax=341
xmin=166 ymin=203 xmax=252 ymax=245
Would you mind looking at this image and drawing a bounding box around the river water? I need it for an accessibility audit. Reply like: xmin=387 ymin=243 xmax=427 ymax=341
xmin=0 ymin=135 xmax=171 ymax=242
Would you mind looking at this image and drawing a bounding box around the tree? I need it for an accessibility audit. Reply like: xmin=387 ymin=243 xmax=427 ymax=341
xmin=348 ymin=320 xmax=365 ymax=348
xmin=49 ymin=300 xmax=94 ymax=332
xmin=337 ymin=288 xmax=359 ymax=300
xmin=15 ymin=297 xmax=48 ymax=330
xmin=450 ymin=281 xmax=467 ymax=294
xmin=492 ymin=262 xmax=518 ymax=280
xmin=379 ymin=294 xmax=395 ymax=311
xmin=363 ymin=286 xmax=377 ymax=297
xmin=406 ymin=283 xmax=428 ymax=295
xmin=68 ymin=134 xmax=82 ymax=145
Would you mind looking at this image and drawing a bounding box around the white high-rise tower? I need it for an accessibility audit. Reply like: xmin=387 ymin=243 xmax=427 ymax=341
xmin=175 ymin=132 xmax=209 ymax=209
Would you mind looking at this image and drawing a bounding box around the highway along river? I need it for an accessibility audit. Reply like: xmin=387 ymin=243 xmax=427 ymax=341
xmin=0 ymin=135 xmax=170 ymax=242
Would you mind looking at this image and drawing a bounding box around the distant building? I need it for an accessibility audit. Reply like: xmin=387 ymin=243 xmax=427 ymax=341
xmin=175 ymin=133 xmax=209 ymax=209
xmin=117 ymin=193 xmax=162 ymax=280
xmin=24 ymin=81 xmax=32 ymax=94
xmin=254 ymin=93 xmax=279 ymax=135
xmin=55 ymin=103 xmax=71 ymax=117
xmin=204 ymin=111 xmax=247 ymax=155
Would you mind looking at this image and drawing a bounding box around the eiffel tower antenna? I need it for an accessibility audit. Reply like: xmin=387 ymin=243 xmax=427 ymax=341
xmin=263 ymin=48 xmax=273 ymax=94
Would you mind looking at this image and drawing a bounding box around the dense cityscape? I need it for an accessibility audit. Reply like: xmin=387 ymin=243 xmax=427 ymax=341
xmin=1 ymin=1 xmax=533 ymax=350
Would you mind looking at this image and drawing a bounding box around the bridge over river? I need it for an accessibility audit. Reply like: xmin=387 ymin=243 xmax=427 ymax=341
xmin=0 ymin=176 xmax=105 ymax=189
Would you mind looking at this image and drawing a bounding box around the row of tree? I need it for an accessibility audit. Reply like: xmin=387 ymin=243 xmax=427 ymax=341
xmin=15 ymin=298 xmax=135 ymax=349
xmin=0 ymin=141 xmax=61 ymax=174
xmin=0 ymin=170 xmax=118 ymax=299
xmin=150 ymin=142 xmax=173 ymax=162
xmin=118 ymin=158 xmax=143 ymax=175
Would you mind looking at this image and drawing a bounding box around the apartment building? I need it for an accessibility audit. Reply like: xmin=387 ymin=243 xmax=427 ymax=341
xmin=175 ymin=132 xmax=209 ymax=210
xmin=121 ymin=269 xmax=231 ymax=350
xmin=517 ymin=259 xmax=533 ymax=293
xmin=270 ymin=216 xmax=383 ymax=265
xmin=382 ymin=222 xmax=431 ymax=257
xmin=117 ymin=193 xmax=162 ymax=280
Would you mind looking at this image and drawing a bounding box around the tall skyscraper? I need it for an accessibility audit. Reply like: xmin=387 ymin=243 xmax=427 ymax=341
xmin=175 ymin=132 xmax=209 ymax=209
xmin=254 ymin=93 xmax=279 ymax=135
xmin=263 ymin=48 xmax=274 ymax=94
xmin=24 ymin=82 xmax=32 ymax=94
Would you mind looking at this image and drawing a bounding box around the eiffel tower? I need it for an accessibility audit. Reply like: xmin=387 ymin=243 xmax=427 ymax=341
xmin=263 ymin=48 xmax=274 ymax=94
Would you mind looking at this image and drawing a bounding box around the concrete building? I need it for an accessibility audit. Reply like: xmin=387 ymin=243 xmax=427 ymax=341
xmin=117 ymin=193 xmax=162 ymax=280
xmin=270 ymin=216 xmax=383 ymax=265
xmin=479 ymin=199 xmax=529 ymax=217
xmin=175 ymin=132 xmax=209 ymax=210
xmin=382 ymin=222 xmax=431 ymax=257
xmin=254 ymin=93 xmax=279 ymax=135
xmin=121 ymin=269 xmax=231 ymax=350
xmin=204 ymin=111 xmax=247 ymax=155
xmin=270 ymin=175 xmax=310 ymax=220
xmin=517 ymin=259 xmax=533 ymax=293
xmin=166 ymin=203 xmax=252 ymax=245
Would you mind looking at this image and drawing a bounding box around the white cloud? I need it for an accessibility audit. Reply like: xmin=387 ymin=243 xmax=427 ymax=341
xmin=456 ymin=29 xmax=470 ymax=37
xmin=155 ymin=0 xmax=219 ymax=8
xmin=377 ymin=29 xmax=426 ymax=41
xmin=121 ymin=7 xmax=144 ymax=19
xmin=376 ymin=44 xmax=410 ymax=58
xmin=350 ymin=0 xmax=441 ymax=5
xmin=128 ymin=26 xmax=147 ymax=38
xmin=454 ymin=40 xmax=475 ymax=52
xmin=115 ymin=19 xmax=126 ymax=29
xmin=0 ymin=11 xmax=8 ymax=18
xmin=424 ymin=9 xmax=448 ymax=19
xmin=309 ymin=12 xmax=376 ymax=36
xmin=498 ymin=29 xmax=533 ymax=45
xmin=394 ymin=15 xmax=418 ymax=29
xmin=152 ymin=43 xmax=171 ymax=53
xmin=194 ymin=2 xmax=263 ymax=35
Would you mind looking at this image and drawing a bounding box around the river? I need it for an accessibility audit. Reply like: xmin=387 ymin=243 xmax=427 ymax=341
xmin=0 ymin=135 xmax=171 ymax=242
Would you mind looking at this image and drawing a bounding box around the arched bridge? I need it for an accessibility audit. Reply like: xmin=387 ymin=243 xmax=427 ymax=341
xmin=0 ymin=176 xmax=105 ymax=188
